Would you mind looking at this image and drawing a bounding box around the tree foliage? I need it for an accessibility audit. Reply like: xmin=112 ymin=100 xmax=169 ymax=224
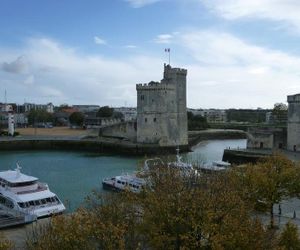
xmin=279 ymin=222 xmax=300 ymax=250
xmin=27 ymin=109 xmax=53 ymax=125
xmin=97 ymin=106 xmax=114 ymax=118
xmin=69 ymin=112 xmax=85 ymax=126
xmin=187 ymin=111 xmax=209 ymax=130
xmin=26 ymin=165 xmax=282 ymax=249
xmin=0 ymin=233 xmax=13 ymax=250
xmin=230 ymin=154 xmax=300 ymax=228
xmin=226 ymin=109 xmax=268 ymax=123
xmin=272 ymin=103 xmax=288 ymax=124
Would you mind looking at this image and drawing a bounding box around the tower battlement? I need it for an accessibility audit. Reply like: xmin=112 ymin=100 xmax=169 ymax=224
xmin=287 ymin=94 xmax=300 ymax=103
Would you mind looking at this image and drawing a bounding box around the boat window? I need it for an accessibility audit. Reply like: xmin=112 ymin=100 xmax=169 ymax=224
xmin=41 ymin=199 xmax=47 ymax=204
xmin=18 ymin=202 xmax=25 ymax=208
xmin=50 ymin=197 xmax=56 ymax=202
xmin=8 ymin=180 xmax=37 ymax=187
xmin=46 ymin=198 xmax=52 ymax=203
xmin=34 ymin=200 xmax=40 ymax=206
xmin=0 ymin=196 xmax=5 ymax=204
xmin=29 ymin=201 xmax=34 ymax=206
xmin=117 ymin=180 xmax=121 ymax=184
xmin=54 ymin=196 xmax=60 ymax=204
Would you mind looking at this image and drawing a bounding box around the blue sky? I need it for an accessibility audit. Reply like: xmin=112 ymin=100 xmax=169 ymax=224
xmin=1 ymin=0 xmax=300 ymax=108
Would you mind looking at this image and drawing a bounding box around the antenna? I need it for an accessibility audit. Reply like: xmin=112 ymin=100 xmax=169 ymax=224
xmin=4 ymin=89 xmax=7 ymax=105
xmin=164 ymin=48 xmax=171 ymax=65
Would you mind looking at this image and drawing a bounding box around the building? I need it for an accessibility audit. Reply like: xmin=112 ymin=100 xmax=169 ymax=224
xmin=188 ymin=109 xmax=227 ymax=123
xmin=23 ymin=103 xmax=54 ymax=113
xmin=136 ymin=64 xmax=188 ymax=146
xmin=287 ymin=94 xmax=300 ymax=151
xmin=246 ymin=127 xmax=286 ymax=150
xmin=114 ymin=107 xmax=137 ymax=121
xmin=72 ymin=105 xmax=100 ymax=113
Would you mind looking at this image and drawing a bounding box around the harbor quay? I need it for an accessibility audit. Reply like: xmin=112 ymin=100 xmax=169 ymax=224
xmin=0 ymin=129 xmax=246 ymax=155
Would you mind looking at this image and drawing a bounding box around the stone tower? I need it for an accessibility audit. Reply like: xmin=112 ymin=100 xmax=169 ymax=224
xmin=136 ymin=64 xmax=188 ymax=146
xmin=287 ymin=93 xmax=300 ymax=151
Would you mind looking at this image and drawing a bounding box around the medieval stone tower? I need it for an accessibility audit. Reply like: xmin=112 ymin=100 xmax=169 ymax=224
xmin=287 ymin=93 xmax=300 ymax=151
xmin=136 ymin=64 xmax=188 ymax=147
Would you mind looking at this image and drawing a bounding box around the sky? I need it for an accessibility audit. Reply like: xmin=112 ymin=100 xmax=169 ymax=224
xmin=1 ymin=0 xmax=300 ymax=109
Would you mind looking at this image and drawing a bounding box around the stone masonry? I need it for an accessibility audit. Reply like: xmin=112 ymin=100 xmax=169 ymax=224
xmin=136 ymin=64 xmax=188 ymax=147
xmin=287 ymin=93 xmax=300 ymax=151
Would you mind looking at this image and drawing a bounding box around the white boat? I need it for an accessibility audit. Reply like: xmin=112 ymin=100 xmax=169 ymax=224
xmin=167 ymin=148 xmax=199 ymax=177
xmin=102 ymin=174 xmax=146 ymax=193
xmin=201 ymin=160 xmax=231 ymax=172
xmin=0 ymin=164 xmax=66 ymax=218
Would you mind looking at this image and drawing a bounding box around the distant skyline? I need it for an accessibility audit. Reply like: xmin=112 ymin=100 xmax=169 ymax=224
xmin=1 ymin=0 xmax=300 ymax=108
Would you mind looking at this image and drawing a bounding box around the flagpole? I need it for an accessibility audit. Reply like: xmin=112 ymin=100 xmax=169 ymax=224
xmin=168 ymin=49 xmax=170 ymax=65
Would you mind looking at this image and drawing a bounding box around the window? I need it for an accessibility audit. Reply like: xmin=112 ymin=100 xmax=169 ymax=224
xmin=18 ymin=202 xmax=25 ymax=208
xmin=145 ymin=118 xmax=147 ymax=123
xmin=141 ymin=95 xmax=145 ymax=100
xmin=153 ymin=118 xmax=156 ymax=122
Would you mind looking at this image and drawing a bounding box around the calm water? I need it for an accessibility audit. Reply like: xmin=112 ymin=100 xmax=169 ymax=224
xmin=0 ymin=139 xmax=246 ymax=211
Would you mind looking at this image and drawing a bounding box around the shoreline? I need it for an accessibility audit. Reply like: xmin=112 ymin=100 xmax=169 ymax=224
xmin=0 ymin=129 xmax=247 ymax=155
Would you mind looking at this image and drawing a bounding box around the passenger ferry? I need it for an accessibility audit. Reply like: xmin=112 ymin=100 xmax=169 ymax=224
xmin=0 ymin=164 xmax=66 ymax=218
xmin=102 ymin=174 xmax=146 ymax=193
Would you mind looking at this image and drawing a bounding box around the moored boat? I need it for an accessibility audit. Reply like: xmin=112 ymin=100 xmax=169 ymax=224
xmin=0 ymin=164 xmax=66 ymax=218
xmin=102 ymin=174 xmax=146 ymax=193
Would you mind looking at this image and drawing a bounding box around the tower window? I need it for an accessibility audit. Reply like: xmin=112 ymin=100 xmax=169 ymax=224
xmin=141 ymin=95 xmax=144 ymax=100
xmin=145 ymin=118 xmax=147 ymax=123
xmin=153 ymin=118 xmax=156 ymax=122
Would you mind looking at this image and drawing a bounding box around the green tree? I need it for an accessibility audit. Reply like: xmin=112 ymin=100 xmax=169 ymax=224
xmin=27 ymin=109 xmax=53 ymax=125
xmin=97 ymin=106 xmax=114 ymax=118
xmin=26 ymin=165 xmax=280 ymax=249
xmin=0 ymin=233 xmax=13 ymax=250
xmin=69 ymin=112 xmax=85 ymax=126
xmin=279 ymin=222 xmax=300 ymax=250
xmin=272 ymin=103 xmax=288 ymax=124
xmin=112 ymin=111 xmax=124 ymax=120
xmin=231 ymin=154 xmax=300 ymax=228
xmin=187 ymin=111 xmax=209 ymax=130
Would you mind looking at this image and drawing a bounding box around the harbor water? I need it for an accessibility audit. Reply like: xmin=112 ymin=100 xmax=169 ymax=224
xmin=0 ymin=139 xmax=246 ymax=211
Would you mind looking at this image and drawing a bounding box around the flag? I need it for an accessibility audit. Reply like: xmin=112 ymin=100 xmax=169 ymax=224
xmin=165 ymin=48 xmax=170 ymax=52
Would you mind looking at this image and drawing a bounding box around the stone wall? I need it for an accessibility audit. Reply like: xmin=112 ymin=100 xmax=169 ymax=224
xmin=287 ymin=94 xmax=300 ymax=151
xmin=99 ymin=121 xmax=137 ymax=141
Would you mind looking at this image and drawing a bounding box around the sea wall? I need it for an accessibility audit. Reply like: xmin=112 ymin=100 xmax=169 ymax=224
xmin=222 ymin=149 xmax=271 ymax=164
xmin=0 ymin=129 xmax=246 ymax=155
xmin=188 ymin=129 xmax=246 ymax=146
xmin=0 ymin=138 xmax=189 ymax=156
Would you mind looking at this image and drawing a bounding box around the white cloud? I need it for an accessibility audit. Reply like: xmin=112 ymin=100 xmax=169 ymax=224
xmin=2 ymin=31 xmax=300 ymax=108
xmin=94 ymin=36 xmax=107 ymax=45
xmin=154 ymin=34 xmax=173 ymax=44
xmin=125 ymin=0 xmax=161 ymax=8
xmin=0 ymin=37 xmax=163 ymax=105
xmin=180 ymin=30 xmax=300 ymax=108
xmin=200 ymin=0 xmax=300 ymax=32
